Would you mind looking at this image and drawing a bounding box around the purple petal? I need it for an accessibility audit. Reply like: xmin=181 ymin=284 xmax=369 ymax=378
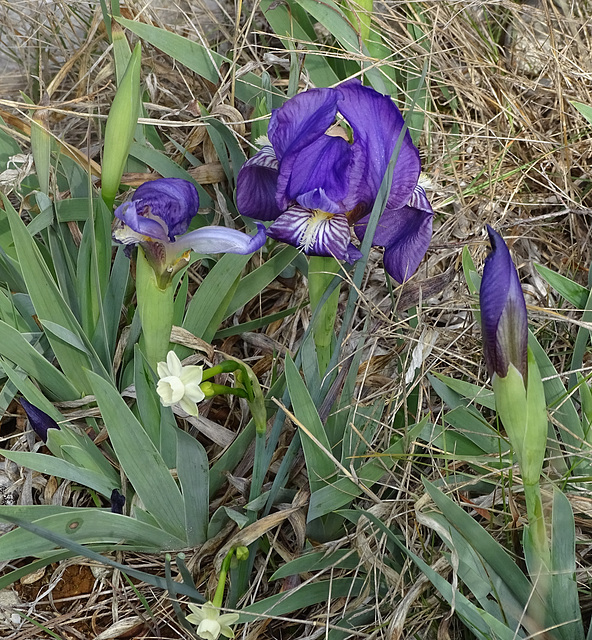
xmin=296 ymin=188 xmax=341 ymax=214
xmin=267 ymin=205 xmax=352 ymax=260
xmin=113 ymin=200 xmax=170 ymax=243
xmin=336 ymin=80 xmax=421 ymax=212
xmin=268 ymin=88 xmax=340 ymax=160
xmin=177 ymin=223 xmax=267 ymax=255
xmin=480 ymin=226 xmax=528 ymax=379
xmin=355 ymin=186 xmax=433 ymax=282
xmin=127 ymin=178 xmax=199 ymax=240
xmin=20 ymin=398 xmax=60 ymax=442
xmin=236 ymin=146 xmax=282 ymax=221
xmin=276 ymin=134 xmax=351 ymax=211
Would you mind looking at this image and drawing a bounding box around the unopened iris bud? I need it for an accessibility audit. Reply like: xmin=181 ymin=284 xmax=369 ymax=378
xmin=20 ymin=398 xmax=61 ymax=442
xmin=110 ymin=488 xmax=126 ymax=514
xmin=479 ymin=225 xmax=528 ymax=381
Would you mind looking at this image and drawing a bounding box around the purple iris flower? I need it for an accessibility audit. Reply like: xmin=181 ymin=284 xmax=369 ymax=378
xmin=113 ymin=178 xmax=266 ymax=283
xmin=479 ymin=226 xmax=528 ymax=380
xmin=236 ymin=79 xmax=433 ymax=282
xmin=20 ymin=398 xmax=61 ymax=442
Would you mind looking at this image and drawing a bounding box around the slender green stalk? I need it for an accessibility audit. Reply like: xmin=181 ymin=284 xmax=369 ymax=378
xmin=308 ymin=256 xmax=341 ymax=375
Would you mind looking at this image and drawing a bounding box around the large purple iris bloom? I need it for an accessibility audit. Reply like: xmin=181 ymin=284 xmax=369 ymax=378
xmin=236 ymin=80 xmax=433 ymax=282
xmin=113 ymin=178 xmax=266 ymax=283
xmin=479 ymin=226 xmax=528 ymax=380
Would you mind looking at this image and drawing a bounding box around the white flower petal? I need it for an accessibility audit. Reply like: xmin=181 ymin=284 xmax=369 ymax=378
xmin=166 ymin=351 xmax=184 ymax=378
xmin=180 ymin=365 xmax=204 ymax=386
xmin=197 ymin=618 xmax=222 ymax=640
xmin=179 ymin=397 xmax=199 ymax=417
xmin=157 ymin=376 xmax=185 ymax=405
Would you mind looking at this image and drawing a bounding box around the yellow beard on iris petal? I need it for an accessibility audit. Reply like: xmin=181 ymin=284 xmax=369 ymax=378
xmin=299 ymin=209 xmax=335 ymax=251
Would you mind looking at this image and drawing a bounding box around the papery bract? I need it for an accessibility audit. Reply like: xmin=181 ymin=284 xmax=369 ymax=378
xmin=479 ymin=225 xmax=528 ymax=380
xmin=236 ymin=79 xmax=433 ymax=282
xmin=20 ymin=398 xmax=60 ymax=442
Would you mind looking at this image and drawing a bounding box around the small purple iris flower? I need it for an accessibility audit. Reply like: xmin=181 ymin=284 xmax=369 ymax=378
xmin=20 ymin=398 xmax=61 ymax=442
xmin=113 ymin=178 xmax=266 ymax=284
xmin=236 ymin=79 xmax=433 ymax=282
xmin=479 ymin=226 xmax=528 ymax=380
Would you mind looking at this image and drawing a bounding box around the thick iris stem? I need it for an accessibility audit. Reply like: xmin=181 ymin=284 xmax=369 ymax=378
xmin=524 ymin=482 xmax=550 ymax=572
xmin=308 ymin=256 xmax=341 ymax=376
xmin=136 ymin=248 xmax=174 ymax=369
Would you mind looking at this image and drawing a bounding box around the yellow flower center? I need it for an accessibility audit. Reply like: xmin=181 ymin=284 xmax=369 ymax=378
xmin=300 ymin=209 xmax=334 ymax=251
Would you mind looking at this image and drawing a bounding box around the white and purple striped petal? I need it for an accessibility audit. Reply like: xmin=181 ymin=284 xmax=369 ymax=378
xmin=267 ymin=205 xmax=352 ymax=261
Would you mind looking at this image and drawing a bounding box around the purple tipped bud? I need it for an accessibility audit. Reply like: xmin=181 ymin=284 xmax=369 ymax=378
xmin=479 ymin=226 xmax=528 ymax=380
xmin=20 ymin=398 xmax=61 ymax=442
xmin=110 ymin=489 xmax=125 ymax=514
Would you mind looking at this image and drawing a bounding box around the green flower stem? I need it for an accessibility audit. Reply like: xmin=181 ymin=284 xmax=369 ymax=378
xmin=308 ymin=256 xmax=341 ymax=375
xmin=136 ymin=247 xmax=174 ymax=370
xmin=201 ymin=361 xmax=242 ymax=381
xmin=212 ymin=549 xmax=235 ymax=608
xmin=200 ymin=382 xmax=248 ymax=399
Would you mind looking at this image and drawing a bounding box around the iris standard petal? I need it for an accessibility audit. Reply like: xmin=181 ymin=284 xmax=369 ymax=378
xmin=131 ymin=178 xmax=200 ymax=239
xmin=268 ymin=87 xmax=341 ymax=160
xmin=276 ymin=134 xmax=351 ymax=211
xmin=177 ymin=223 xmax=267 ymax=255
xmin=236 ymin=146 xmax=282 ymax=221
xmin=337 ymin=79 xmax=421 ymax=213
xmin=20 ymin=398 xmax=61 ymax=442
xmin=267 ymin=205 xmax=352 ymax=260
xmin=480 ymin=226 xmax=528 ymax=379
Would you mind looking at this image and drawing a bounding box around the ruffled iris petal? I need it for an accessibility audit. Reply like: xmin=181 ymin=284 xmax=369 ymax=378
xmin=268 ymin=87 xmax=340 ymax=160
xmin=236 ymin=146 xmax=282 ymax=221
xmin=177 ymin=223 xmax=267 ymax=255
xmin=337 ymin=79 xmax=421 ymax=212
xmin=131 ymin=178 xmax=200 ymax=239
xmin=268 ymin=205 xmax=351 ymax=261
xmin=480 ymin=226 xmax=528 ymax=379
xmin=276 ymin=134 xmax=351 ymax=211
xmin=380 ymin=206 xmax=433 ymax=282
xmin=354 ymin=185 xmax=432 ymax=282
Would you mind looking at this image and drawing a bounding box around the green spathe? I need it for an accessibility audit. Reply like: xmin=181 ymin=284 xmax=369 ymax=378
xmin=102 ymin=42 xmax=142 ymax=211
xmin=492 ymin=347 xmax=547 ymax=486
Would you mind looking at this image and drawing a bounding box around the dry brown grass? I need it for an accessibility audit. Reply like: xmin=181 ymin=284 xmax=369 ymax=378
xmin=1 ymin=0 xmax=592 ymax=638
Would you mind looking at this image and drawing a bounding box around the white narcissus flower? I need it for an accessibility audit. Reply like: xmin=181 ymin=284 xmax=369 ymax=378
xmin=186 ymin=602 xmax=239 ymax=640
xmin=156 ymin=351 xmax=206 ymax=417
